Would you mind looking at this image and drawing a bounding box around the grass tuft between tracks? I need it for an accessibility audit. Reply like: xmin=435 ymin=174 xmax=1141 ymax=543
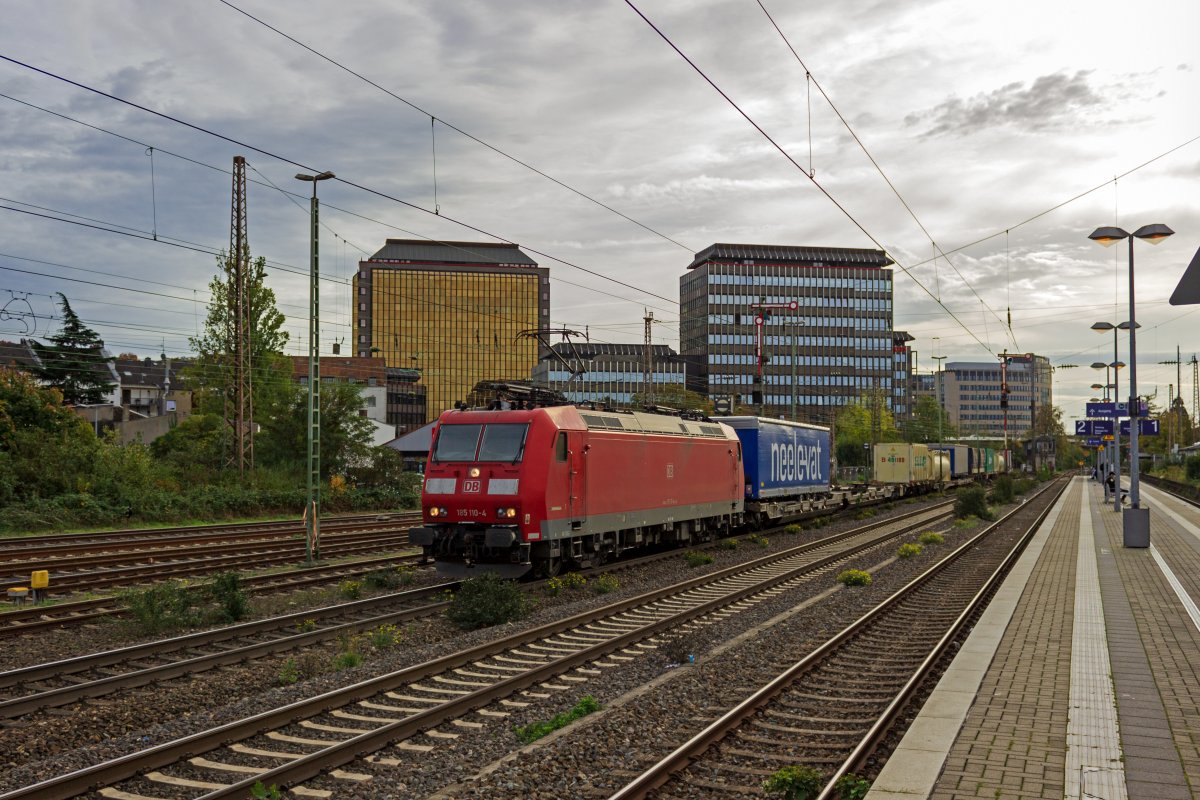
xmin=515 ymin=695 xmax=602 ymax=743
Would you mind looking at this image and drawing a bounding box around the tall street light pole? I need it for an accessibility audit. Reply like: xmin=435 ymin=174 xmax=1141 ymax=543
xmin=296 ymin=170 xmax=335 ymax=565
xmin=1090 ymin=223 xmax=1175 ymax=547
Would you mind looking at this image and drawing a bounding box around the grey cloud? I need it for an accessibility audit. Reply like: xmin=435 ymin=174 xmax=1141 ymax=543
xmin=905 ymin=70 xmax=1105 ymax=136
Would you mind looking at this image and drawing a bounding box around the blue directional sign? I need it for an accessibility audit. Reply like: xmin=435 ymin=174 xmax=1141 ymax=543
xmin=1119 ymin=419 xmax=1160 ymax=436
xmin=1075 ymin=419 xmax=1114 ymax=436
xmin=1086 ymin=401 xmax=1148 ymax=419
xmin=1085 ymin=438 xmax=1104 ymax=448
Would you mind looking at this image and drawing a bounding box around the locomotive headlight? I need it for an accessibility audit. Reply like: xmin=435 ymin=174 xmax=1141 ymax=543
xmin=429 ymin=506 xmax=440 ymax=517
xmin=497 ymin=507 xmax=518 ymax=519
xmin=469 ymin=467 xmax=481 ymax=478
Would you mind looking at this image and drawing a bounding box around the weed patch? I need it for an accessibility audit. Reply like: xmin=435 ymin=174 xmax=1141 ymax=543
xmin=447 ymin=573 xmax=527 ymax=630
xmin=837 ymin=569 xmax=872 ymax=587
xmin=515 ymin=695 xmax=602 ymax=743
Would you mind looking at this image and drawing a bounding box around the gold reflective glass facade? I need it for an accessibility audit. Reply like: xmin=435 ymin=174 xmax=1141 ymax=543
xmin=354 ymin=245 xmax=548 ymax=423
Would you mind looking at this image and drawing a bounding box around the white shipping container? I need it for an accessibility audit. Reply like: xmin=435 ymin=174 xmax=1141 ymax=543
xmin=873 ymin=443 xmax=935 ymax=484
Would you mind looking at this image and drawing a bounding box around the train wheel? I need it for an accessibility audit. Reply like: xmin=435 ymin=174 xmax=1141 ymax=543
xmin=536 ymin=557 xmax=562 ymax=579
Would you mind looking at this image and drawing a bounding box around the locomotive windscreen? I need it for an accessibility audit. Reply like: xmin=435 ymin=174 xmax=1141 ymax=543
xmin=433 ymin=423 xmax=529 ymax=462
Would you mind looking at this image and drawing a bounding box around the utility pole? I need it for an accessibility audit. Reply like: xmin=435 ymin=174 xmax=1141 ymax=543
xmin=228 ymin=156 xmax=253 ymax=474
xmin=295 ymin=170 xmax=335 ymax=565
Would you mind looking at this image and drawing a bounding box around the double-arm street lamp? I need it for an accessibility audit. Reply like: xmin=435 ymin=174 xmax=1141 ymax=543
xmin=296 ymin=170 xmax=336 ymax=564
xmin=1089 ymin=223 xmax=1174 ymax=547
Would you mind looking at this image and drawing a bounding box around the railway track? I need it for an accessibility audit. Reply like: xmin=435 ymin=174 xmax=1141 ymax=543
xmin=1 ymin=518 xmax=421 ymax=587
xmin=0 ymin=511 xmax=421 ymax=558
xmin=0 ymin=499 xmax=955 ymax=799
xmin=1139 ymin=473 xmax=1200 ymax=507
xmin=0 ymin=582 xmax=456 ymax=719
xmin=0 ymin=551 xmax=425 ymax=639
xmin=608 ymin=476 xmax=1068 ymax=800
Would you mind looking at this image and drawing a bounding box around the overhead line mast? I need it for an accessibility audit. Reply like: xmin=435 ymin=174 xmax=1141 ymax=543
xmin=228 ymin=155 xmax=253 ymax=474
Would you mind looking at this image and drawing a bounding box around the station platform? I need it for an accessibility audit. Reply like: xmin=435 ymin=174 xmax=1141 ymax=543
xmin=867 ymin=475 xmax=1200 ymax=800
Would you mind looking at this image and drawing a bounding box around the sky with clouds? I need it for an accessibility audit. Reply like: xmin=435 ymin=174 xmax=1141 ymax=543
xmin=1 ymin=0 xmax=1198 ymax=424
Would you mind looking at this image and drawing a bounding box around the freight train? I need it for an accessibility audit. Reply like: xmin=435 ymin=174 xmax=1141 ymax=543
xmin=871 ymin=442 xmax=1010 ymax=497
xmin=410 ymin=406 xmax=901 ymax=578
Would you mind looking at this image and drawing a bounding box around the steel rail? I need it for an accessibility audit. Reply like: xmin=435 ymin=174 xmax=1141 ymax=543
xmin=605 ymin=478 xmax=1067 ymax=800
xmin=0 ymin=551 xmax=426 ymax=638
xmin=0 ymin=502 xmax=953 ymax=800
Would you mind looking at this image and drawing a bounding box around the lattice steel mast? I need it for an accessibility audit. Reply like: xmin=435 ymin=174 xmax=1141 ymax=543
xmin=228 ymin=156 xmax=253 ymax=473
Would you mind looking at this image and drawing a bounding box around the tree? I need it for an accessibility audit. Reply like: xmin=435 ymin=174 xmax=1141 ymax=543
xmin=907 ymin=396 xmax=956 ymax=443
xmin=30 ymin=293 xmax=116 ymax=405
xmin=187 ymin=253 xmax=291 ymax=421
xmin=0 ymin=368 xmax=98 ymax=501
xmin=256 ymin=382 xmax=375 ymax=479
xmin=829 ymin=394 xmax=900 ymax=470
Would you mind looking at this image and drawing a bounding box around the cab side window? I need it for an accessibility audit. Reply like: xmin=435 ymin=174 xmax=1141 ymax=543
xmin=555 ymin=432 xmax=568 ymax=462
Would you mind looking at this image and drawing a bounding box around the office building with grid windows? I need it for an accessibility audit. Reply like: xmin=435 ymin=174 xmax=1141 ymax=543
xmin=531 ymin=343 xmax=686 ymax=406
xmin=680 ymin=243 xmax=895 ymax=423
xmin=938 ymin=354 xmax=1052 ymax=438
xmin=353 ymin=239 xmax=549 ymax=424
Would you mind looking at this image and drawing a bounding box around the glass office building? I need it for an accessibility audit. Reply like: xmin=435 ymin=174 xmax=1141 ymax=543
xmin=531 ymin=343 xmax=686 ymax=406
xmin=353 ymin=239 xmax=549 ymax=424
xmin=939 ymin=354 xmax=1052 ymax=438
xmin=680 ymin=243 xmax=895 ymax=423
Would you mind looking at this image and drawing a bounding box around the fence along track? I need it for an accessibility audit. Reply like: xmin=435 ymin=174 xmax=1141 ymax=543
xmin=0 ymin=503 xmax=952 ymax=800
xmin=606 ymin=477 xmax=1068 ymax=800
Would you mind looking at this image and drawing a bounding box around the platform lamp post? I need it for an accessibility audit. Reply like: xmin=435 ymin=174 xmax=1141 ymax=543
xmin=296 ymin=170 xmax=336 ymax=565
xmin=1090 ymin=223 xmax=1174 ymax=547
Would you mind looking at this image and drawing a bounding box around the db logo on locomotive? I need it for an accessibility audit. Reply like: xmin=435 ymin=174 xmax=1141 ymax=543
xmin=462 ymin=479 xmax=482 ymax=493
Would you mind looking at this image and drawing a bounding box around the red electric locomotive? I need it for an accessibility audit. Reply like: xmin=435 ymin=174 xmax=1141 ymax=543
xmin=410 ymin=405 xmax=745 ymax=578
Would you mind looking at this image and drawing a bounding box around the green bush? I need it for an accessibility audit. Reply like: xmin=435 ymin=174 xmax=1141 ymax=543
xmin=515 ymin=695 xmax=602 ymax=743
xmin=338 ymin=580 xmax=363 ymax=600
xmin=210 ymin=572 xmax=249 ymax=623
xmin=854 ymin=508 xmax=878 ymax=520
xmin=747 ymin=533 xmax=769 ymax=547
xmin=897 ymin=543 xmax=923 ymax=559
xmin=121 ymin=581 xmax=204 ymax=633
xmin=684 ymin=551 xmax=715 ymax=568
xmin=717 ymin=538 xmax=739 ymax=550
xmin=365 ymin=569 xmax=404 ymax=590
xmin=250 ymin=782 xmax=283 ymax=800
xmin=783 ymin=524 xmax=803 ymax=535
xmin=1013 ymin=478 xmax=1036 ymax=495
xmin=763 ymin=765 xmax=824 ymax=800
xmin=544 ymin=571 xmax=586 ymax=597
xmin=953 ymin=516 xmax=979 ymax=529
xmin=1186 ymin=456 xmax=1200 ymax=481
xmin=447 ymin=573 xmax=528 ymax=630
xmin=369 ymin=623 xmax=402 ymax=649
xmin=954 ymin=486 xmax=990 ymax=520
xmin=834 ymin=773 xmax=871 ymax=800
xmin=918 ymin=531 xmax=944 ymax=545
xmin=332 ymin=651 xmax=362 ymax=670
xmin=989 ymin=475 xmax=1015 ymax=504
xmin=593 ymin=573 xmax=620 ymax=594
xmin=277 ymin=658 xmax=301 ymax=686
xmin=121 ymin=573 xmax=252 ymax=633
xmin=837 ymin=569 xmax=872 ymax=587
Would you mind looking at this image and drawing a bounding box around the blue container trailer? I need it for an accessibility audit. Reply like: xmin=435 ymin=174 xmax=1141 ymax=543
xmin=723 ymin=417 xmax=831 ymax=500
